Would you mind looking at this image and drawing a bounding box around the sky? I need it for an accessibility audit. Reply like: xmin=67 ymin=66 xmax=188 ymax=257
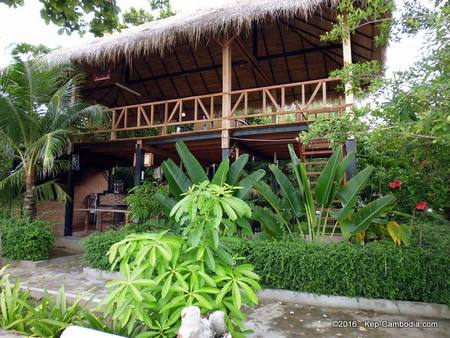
xmin=0 ymin=0 xmax=425 ymax=76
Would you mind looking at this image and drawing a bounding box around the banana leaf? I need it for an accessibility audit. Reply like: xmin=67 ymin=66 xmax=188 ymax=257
xmin=161 ymin=159 xmax=191 ymax=198
xmin=211 ymin=159 xmax=230 ymax=186
xmin=315 ymin=146 xmax=342 ymax=207
xmin=335 ymin=166 xmax=374 ymax=221
xmin=175 ymin=141 xmax=208 ymax=184
xmin=235 ymin=169 xmax=265 ymax=199
xmin=350 ymin=195 xmax=396 ymax=234
xmin=227 ymin=154 xmax=249 ymax=186
xmin=270 ymin=164 xmax=303 ymax=217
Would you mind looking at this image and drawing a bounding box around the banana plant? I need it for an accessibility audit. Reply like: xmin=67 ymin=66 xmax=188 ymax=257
xmin=155 ymin=141 xmax=266 ymax=214
xmin=254 ymin=144 xmax=396 ymax=241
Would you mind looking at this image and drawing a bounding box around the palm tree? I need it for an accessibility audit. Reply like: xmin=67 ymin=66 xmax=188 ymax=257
xmin=0 ymin=59 xmax=104 ymax=218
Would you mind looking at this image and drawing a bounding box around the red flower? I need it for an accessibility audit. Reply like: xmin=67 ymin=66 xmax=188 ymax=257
xmin=416 ymin=201 xmax=428 ymax=211
xmin=388 ymin=180 xmax=402 ymax=189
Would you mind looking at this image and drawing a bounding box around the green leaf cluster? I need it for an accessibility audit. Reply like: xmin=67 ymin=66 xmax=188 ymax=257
xmin=224 ymin=221 xmax=450 ymax=306
xmin=155 ymin=141 xmax=265 ymax=222
xmin=254 ymin=145 xmax=399 ymax=243
xmin=103 ymin=231 xmax=261 ymax=337
xmin=1 ymin=217 xmax=54 ymax=261
xmin=0 ymin=267 xmax=86 ymax=337
xmin=127 ymin=181 xmax=167 ymax=224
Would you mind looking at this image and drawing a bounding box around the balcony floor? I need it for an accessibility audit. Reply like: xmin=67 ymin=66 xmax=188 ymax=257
xmin=76 ymin=121 xmax=310 ymax=168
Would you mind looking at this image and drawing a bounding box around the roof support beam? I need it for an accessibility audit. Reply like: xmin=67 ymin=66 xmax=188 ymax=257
xmin=233 ymin=141 xmax=271 ymax=161
xmin=233 ymin=37 xmax=271 ymax=86
xmin=85 ymin=45 xmax=343 ymax=94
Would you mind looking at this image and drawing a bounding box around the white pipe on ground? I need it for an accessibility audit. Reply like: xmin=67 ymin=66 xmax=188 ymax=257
xmin=61 ymin=326 xmax=126 ymax=338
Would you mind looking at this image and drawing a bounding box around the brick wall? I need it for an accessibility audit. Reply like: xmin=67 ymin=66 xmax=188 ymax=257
xmin=99 ymin=193 xmax=127 ymax=206
xmin=73 ymin=168 xmax=109 ymax=227
xmin=36 ymin=201 xmax=65 ymax=236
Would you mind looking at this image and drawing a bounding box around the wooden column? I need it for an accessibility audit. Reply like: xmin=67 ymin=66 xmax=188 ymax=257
xmin=342 ymin=14 xmax=354 ymax=112
xmin=64 ymin=151 xmax=77 ymax=237
xmin=134 ymin=141 xmax=144 ymax=186
xmin=63 ymin=168 xmax=74 ymax=236
xmin=221 ymin=39 xmax=232 ymax=160
xmin=342 ymin=15 xmax=357 ymax=177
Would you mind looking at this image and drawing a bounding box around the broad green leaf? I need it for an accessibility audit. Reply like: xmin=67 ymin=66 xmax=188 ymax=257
xmin=315 ymin=146 xmax=342 ymax=206
xmin=161 ymin=159 xmax=191 ymax=198
xmin=235 ymin=169 xmax=265 ymax=199
xmin=176 ymin=141 xmax=208 ymax=183
xmin=287 ymin=144 xmax=304 ymax=196
xmin=232 ymin=282 xmax=242 ymax=309
xmin=211 ymin=159 xmax=230 ymax=186
xmin=238 ymin=281 xmax=258 ymax=304
xmin=270 ymin=164 xmax=303 ymax=217
xmin=227 ymin=154 xmax=249 ymax=186
xmin=161 ymin=275 xmax=172 ymax=298
xmin=336 ymin=166 xmax=374 ymax=221
xmin=350 ymin=195 xmax=396 ymax=234
xmin=252 ymin=207 xmax=283 ymax=238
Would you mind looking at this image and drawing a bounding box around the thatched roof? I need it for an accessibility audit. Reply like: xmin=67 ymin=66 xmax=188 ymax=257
xmin=49 ymin=0 xmax=340 ymax=66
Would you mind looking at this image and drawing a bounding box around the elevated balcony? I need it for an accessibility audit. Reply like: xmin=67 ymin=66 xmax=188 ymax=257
xmin=81 ymin=78 xmax=346 ymax=142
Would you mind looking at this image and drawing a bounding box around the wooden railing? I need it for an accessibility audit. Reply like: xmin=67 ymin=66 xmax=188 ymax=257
xmin=85 ymin=78 xmax=345 ymax=140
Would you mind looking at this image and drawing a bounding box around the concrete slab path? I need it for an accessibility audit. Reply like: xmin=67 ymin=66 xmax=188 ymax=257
xmin=4 ymin=258 xmax=450 ymax=338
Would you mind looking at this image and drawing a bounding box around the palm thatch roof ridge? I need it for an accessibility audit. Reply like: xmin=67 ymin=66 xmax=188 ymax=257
xmin=48 ymin=0 xmax=340 ymax=66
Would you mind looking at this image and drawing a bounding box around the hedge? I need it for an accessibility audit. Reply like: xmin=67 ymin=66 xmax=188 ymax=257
xmin=83 ymin=229 xmax=129 ymax=270
xmin=1 ymin=218 xmax=54 ymax=261
xmin=224 ymin=237 xmax=450 ymax=306
xmin=83 ymin=223 xmax=450 ymax=305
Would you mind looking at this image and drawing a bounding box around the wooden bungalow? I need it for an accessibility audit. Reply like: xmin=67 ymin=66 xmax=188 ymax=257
xmin=43 ymin=0 xmax=386 ymax=236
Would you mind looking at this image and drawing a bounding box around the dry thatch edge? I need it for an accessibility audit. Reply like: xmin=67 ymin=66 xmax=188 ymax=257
xmin=47 ymin=0 xmax=339 ymax=67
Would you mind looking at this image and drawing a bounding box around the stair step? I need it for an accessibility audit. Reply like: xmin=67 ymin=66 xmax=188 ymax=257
xmin=304 ymin=150 xmax=333 ymax=156
xmin=308 ymin=138 xmax=331 ymax=144
xmin=305 ymin=144 xmax=332 ymax=150
xmin=303 ymin=161 xmax=328 ymax=165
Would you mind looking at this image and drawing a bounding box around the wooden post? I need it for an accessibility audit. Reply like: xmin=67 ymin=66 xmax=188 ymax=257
xmin=342 ymin=14 xmax=354 ymax=112
xmin=221 ymin=39 xmax=232 ymax=160
xmin=111 ymin=110 xmax=117 ymax=140
xmin=64 ymin=151 xmax=76 ymax=237
xmin=134 ymin=141 xmax=144 ymax=186
xmin=342 ymin=15 xmax=357 ymax=177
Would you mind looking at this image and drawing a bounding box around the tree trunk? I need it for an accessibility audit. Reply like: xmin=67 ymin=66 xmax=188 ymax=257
xmin=23 ymin=164 xmax=36 ymax=219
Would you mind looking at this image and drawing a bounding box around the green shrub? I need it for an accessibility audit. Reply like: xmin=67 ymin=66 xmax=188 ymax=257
xmin=127 ymin=180 xmax=167 ymax=223
xmin=82 ymin=230 xmax=128 ymax=270
xmin=224 ymin=227 xmax=450 ymax=306
xmin=84 ymin=222 xmax=450 ymax=306
xmin=1 ymin=218 xmax=54 ymax=261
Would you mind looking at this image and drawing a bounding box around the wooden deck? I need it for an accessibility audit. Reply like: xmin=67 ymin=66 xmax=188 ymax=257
xmin=79 ymin=78 xmax=345 ymax=141
xmin=77 ymin=121 xmax=340 ymax=167
xmin=76 ymin=77 xmax=346 ymax=166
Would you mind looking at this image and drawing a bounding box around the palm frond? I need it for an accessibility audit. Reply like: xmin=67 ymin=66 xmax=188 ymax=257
xmin=27 ymin=129 xmax=71 ymax=176
xmin=34 ymin=180 xmax=67 ymax=202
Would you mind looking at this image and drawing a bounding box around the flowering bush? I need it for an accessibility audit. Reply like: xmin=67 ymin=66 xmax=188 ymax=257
xmin=416 ymin=201 xmax=428 ymax=211
xmin=388 ymin=180 xmax=402 ymax=189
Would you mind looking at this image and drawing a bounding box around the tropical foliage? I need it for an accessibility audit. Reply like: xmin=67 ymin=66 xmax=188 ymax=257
xmin=103 ymin=181 xmax=260 ymax=338
xmin=127 ymin=180 xmax=167 ymax=223
xmin=154 ymin=141 xmax=265 ymax=219
xmin=253 ymin=144 xmax=406 ymax=244
xmin=308 ymin=1 xmax=450 ymax=215
xmin=0 ymin=59 xmax=104 ymax=216
xmin=1 ymin=218 xmax=55 ymax=261
xmin=1 ymin=0 xmax=174 ymax=36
